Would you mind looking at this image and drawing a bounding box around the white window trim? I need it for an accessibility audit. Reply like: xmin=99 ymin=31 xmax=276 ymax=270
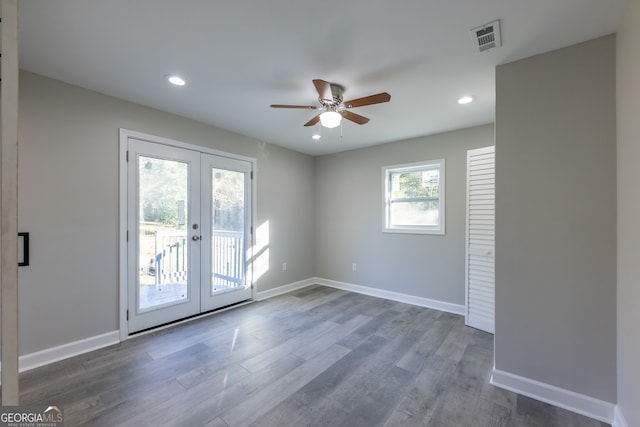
xmin=382 ymin=159 xmax=445 ymax=235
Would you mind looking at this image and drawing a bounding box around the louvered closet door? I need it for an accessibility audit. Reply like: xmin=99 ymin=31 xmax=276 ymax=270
xmin=465 ymin=146 xmax=495 ymax=334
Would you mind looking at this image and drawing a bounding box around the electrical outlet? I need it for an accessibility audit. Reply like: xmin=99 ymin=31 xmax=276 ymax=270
xmin=352 ymin=263 xmax=357 ymax=271
xmin=282 ymin=262 xmax=287 ymax=271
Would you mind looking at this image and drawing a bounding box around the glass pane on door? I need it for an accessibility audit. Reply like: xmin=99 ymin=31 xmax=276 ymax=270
xmin=138 ymin=156 xmax=190 ymax=311
xmin=210 ymin=168 xmax=245 ymax=294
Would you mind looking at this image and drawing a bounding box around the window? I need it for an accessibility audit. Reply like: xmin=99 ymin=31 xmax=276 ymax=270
xmin=382 ymin=159 xmax=445 ymax=234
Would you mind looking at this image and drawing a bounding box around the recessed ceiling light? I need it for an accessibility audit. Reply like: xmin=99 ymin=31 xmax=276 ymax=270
xmin=312 ymin=134 xmax=321 ymax=140
xmin=166 ymin=75 xmax=186 ymax=86
xmin=458 ymin=95 xmax=474 ymax=105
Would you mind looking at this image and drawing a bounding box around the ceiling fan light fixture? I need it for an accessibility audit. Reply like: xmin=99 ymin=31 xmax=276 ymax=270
xmin=271 ymin=79 xmax=389 ymax=128
xmin=320 ymin=110 xmax=342 ymax=128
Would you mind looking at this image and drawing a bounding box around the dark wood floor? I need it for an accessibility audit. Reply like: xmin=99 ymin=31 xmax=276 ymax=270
xmin=18 ymin=286 xmax=608 ymax=426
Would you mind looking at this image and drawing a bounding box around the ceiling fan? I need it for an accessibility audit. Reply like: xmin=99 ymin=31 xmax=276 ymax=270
xmin=271 ymin=79 xmax=391 ymax=128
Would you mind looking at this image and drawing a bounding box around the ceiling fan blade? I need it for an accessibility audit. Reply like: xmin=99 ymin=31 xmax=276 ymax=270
xmin=313 ymin=79 xmax=333 ymax=102
xmin=342 ymin=110 xmax=370 ymax=125
xmin=343 ymin=92 xmax=391 ymax=108
xmin=270 ymin=104 xmax=317 ymax=109
xmin=304 ymin=114 xmax=321 ymax=127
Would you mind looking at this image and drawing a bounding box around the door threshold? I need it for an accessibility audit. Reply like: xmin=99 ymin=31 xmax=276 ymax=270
xmin=129 ymin=298 xmax=253 ymax=337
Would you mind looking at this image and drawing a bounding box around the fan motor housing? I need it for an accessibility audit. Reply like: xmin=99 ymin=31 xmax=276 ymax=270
xmin=320 ymin=83 xmax=344 ymax=107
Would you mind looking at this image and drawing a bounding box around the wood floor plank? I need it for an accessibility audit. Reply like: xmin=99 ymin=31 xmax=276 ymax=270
xmin=336 ymin=309 xmax=401 ymax=349
xmin=248 ymin=394 xmax=312 ymax=427
xmin=14 ymin=286 xmax=611 ymax=427
xmin=144 ymin=319 xmax=237 ymax=359
xmin=331 ymin=294 xmax=381 ymax=323
xmin=473 ymin=397 xmax=512 ymax=427
xmin=306 ymin=290 xmax=364 ymax=319
xmin=355 ymin=297 xmax=401 ymax=318
xmin=293 ymin=288 xmax=348 ymax=312
xmin=306 ymin=338 xmax=409 ymax=417
xmin=288 ymin=334 xmax=389 ymax=407
xmin=481 ymin=380 xmax=518 ymax=412
xmin=220 ymin=343 xmax=351 ymax=426
xmin=510 ymin=395 xmax=557 ymax=427
xmin=346 ymin=365 xmax=416 ymax=426
xmin=383 ymin=355 xmax=457 ymax=426
xmin=60 ymin=393 xmax=106 ymax=427
xmin=291 ymin=314 xmax=370 ymax=360
xmin=172 ymin=354 xmax=306 ymax=427
xmin=396 ymin=314 xmax=457 ymax=373
xmin=240 ymin=319 xmax=338 ymax=373
xmin=203 ymin=418 xmax=230 ymax=427
xmin=426 ymin=341 xmax=495 ymax=426
xmin=85 ymin=379 xmax=186 ymax=427
xmin=374 ymin=305 xmax=432 ymax=340
xmin=287 ymin=318 xmax=446 ymax=426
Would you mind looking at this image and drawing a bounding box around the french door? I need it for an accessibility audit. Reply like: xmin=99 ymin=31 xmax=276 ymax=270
xmin=126 ymin=138 xmax=253 ymax=333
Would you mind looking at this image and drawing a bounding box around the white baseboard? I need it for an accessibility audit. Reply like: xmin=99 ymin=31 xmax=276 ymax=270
xmin=490 ymin=368 xmax=615 ymax=424
xmin=315 ymin=278 xmax=466 ymax=316
xmin=613 ymin=406 xmax=630 ymax=427
xmin=18 ymin=330 xmax=120 ymax=373
xmin=255 ymin=278 xmax=317 ymax=300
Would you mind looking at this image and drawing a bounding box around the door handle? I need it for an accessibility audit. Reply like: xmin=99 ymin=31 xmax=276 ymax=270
xmin=192 ymin=235 xmax=201 ymax=241
xmin=19 ymin=232 xmax=29 ymax=266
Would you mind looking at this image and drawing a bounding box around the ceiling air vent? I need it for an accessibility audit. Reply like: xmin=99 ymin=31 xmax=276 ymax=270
xmin=470 ymin=19 xmax=502 ymax=52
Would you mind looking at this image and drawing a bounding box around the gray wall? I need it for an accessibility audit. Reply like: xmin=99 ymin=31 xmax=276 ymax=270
xmin=494 ymin=35 xmax=617 ymax=402
xmin=19 ymin=69 xmax=492 ymax=357
xmin=18 ymin=71 xmax=315 ymax=355
xmin=616 ymin=2 xmax=640 ymax=425
xmin=315 ymin=125 xmax=494 ymax=305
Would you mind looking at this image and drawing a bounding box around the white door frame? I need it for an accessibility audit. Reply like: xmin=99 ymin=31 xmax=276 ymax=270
xmin=118 ymin=129 xmax=257 ymax=340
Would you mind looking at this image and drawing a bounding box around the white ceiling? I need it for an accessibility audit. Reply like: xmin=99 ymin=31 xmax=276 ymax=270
xmin=18 ymin=0 xmax=627 ymax=156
